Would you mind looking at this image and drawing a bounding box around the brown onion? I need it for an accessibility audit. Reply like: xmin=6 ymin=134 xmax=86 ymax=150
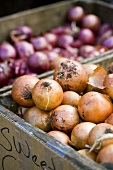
xmin=78 ymin=149 xmax=97 ymax=161
xmin=96 ymin=144 xmax=113 ymax=163
xmin=32 ymin=78 xmax=63 ymax=111
xmin=53 ymin=60 xmax=88 ymax=93
xmin=50 ymin=56 xmax=68 ymax=70
xmin=50 ymin=105 xmax=80 ymax=133
xmin=12 ymin=75 xmax=39 ymax=107
xmin=78 ymin=91 xmax=113 ymax=123
xmin=48 ymin=130 xmax=70 ymax=145
xmin=61 ymin=91 xmax=81 ymax=108
xmin=23 ymin=106 xmax=51 ymax=132
xmin=105 ymin=113 xmax=113 ymax=125
xmin=70 ymin=122 xmax=96 ymax=150
xmin=87 ymin=123 xmax=113 ymax=152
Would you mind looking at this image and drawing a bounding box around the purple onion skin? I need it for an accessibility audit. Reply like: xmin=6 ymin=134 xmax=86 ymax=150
xmin=15 ymin=41 xmax=35 ymax=58
xmin=0 ymin=42 xmax=17 ymax=62
xmin=27 ymin=52 xmax=50 ymax=74
xmin=0 ymin=61 xmax=12 ymax=87
xmin=58 ymin=34 xmax=74 ymax=48
xmin=44 ymin=33 xmax=58 ymax=47
xmin=102 ymin=36 xmax=113 ymax=49
xmin=9 ymin=58 xmax=28 ymax=77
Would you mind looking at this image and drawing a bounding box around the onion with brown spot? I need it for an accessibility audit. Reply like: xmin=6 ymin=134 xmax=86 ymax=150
xmin=50 ymin=104 xmax=80 ymax=133
xmin=53 ymin=60 xmax=88 ymax=93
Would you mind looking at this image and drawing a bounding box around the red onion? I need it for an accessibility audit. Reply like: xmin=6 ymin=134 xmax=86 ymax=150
xmin=9 ymin=58 xmax=28 ymax=77
xmin=51 ymin=25 xmax=68 ymax=35
xmin=102 ymin=36 xmax=113 ymax=49
xmin=78 ymin=28 xmax=95 ymax=45
xmin=97 ymin=29 xmax=113 ymax=45
xmin=0 ymin=42 xmax=16 ymax=62
xmin=45 ymin=51 xmax=60 ymax=62
xmin=15 ymin=41 xmax=35 ymax=58
xmin=10 ymin=25 xmax=33 ymax=42
xmin=58 ymin=34 xmax=74 ymax=48
xmin=67 ymin=6 xmax=85 ymax=22
xmin=27 ymin=52 xmax=50 ymax=74
xmin=79 ymin=45 xmax=95 ymax=58
xmin=82 ymin=14 xmax=101 ymax=32
xmin=0 ymin=61 xmax=12 ymax=87
xmin=59 ymin=47 xmax=78 ymax=60
xmin=98 ymin=23 xmax=112 ymax=36
xmin=31 ymin=36 xmax=50 ymax=51
xmin=44 ymin=33 xmax=58 ymax=47
xmin=71 ymin=39 xmax=83 ymax=48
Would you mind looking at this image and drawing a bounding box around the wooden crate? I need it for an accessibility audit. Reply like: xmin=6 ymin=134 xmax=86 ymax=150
xmin=0 ymin=1 xmax=113 ymax=170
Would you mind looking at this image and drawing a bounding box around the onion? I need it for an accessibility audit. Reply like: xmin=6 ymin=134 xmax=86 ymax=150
xmin=15 ymin=41 xmax=34 ymax=58
xmin=0 ymin=61 xmax=12 ymax=87
xmin=78 ymin=149 xmax=97 ymax=161
xmin=12 ymin=75 xmax=39 ymax=107
xmin=61 ymin=91 xmax=81 ymax=108
xmin=70 ymin=122 xmax=96 ymax=149
xmin=31 ymin=36 xmax=49 ymax=51
xmin=105 ymin=113 xmax=113 ymax=125
xmin=44 ymin=33 xmax=58 ymax=47
xmin=96 ymin=144 xmax=113 ymax=163
xmin=82 ymin=14 xmax=101 ymax=32
xmin=53 ymin=60 xmax=88 ymax=93
xmin=98 ymin=23 xmax=112 ymax=36
xmin=83 ymin=63 xmax=98 ymax=76
xmin=59 ymin=47 xmax=78 ymax=60
xmin=23 ymin=106 xmax=51 ymax=132
xmin=48 ymin=130 xmax=70 ymax=145
xmin=0 ymin=42 xmax=16 ymax=62
xmin=57 ymin=34 xmax=74 ymax=48
xmin=9 ymin=58 xmax=28 ymax=77
xmin=97 ymin=29 xmax=113 ymax=45
xmin=71 ymin=39 xmax=83 ymax=48
xmin=27 ymin=52 xmax=50 ymax=74
xmin=79 ymin=45 xmax=95 ymax=58
xmin=78 ymin=28 xmax=95 ymax=45
xmin=10 ymin=25 xmax=33 ymax=42
xmin=50 ymin=56 xmax=68 ymax=70
xmin=78 ymin=91 xmax=113 ymax=123
xmin=102 ymin=36 xmax=113 ymax=49
xmin=67 ymin=6 xmax=85 ymax=22
xmin=104 ymin=74 xmax=113 ymax=99
xmin=32 ymin=78 xmax=63 ymax=111
xmin=50 ymin=105 xmax=80 ymax=133
xmin=87 ymin=123 xmax=113 ymax=152
xmin=45 ymin=51 xmax=60 ymax=62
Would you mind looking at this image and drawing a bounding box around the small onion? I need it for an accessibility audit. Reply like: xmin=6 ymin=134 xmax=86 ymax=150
xmin=32 ymin=78 xmax=63 ymax=111
xmin=48 ymin=130 xmax=70 ymax=145
xmin=53 ymin=60 xmax=88 ymax=93
xmin=70 ymin=122 xmax=96 ymax=149
xmin=82 ymin=14 xmax=101 ymax=32
xmin=78 ymin=149 xmax=97 ymax=161
xmin=67 ymin=6 xmax=85 ymax=22
xmin=105 ymin=113 xmax=113 ymax=125
xmin=44 ymin=33 xmax=58 ymax=47
xmin=78 ymin=91 xmax=113 ymax=123
xmin=96 ymin=144 xmax=113 ymax=163
xmin=23 ymin=106 xmax=51 ymax=132
xmin=12 ymin=75 xmax=39 ymax=107
xmin=79 ymin=45 xmax=95 ymax=58
xmin=57 ymin=34 xmax=74 ymax=48
xmin=0 ymin=42 xmax=16 ymax=62
xmin=10 ymin=25 xmax=33 ymax=42
xmin=61 ymin=91 xmax=81 ymax=108
xmin=27 ymin=52 xmax=50 ymax=74
xmin=15 ymin=41 xmax=34 ymax=58
xmin=78 ymin=28 xmax=95 ymax=45
xmin=102 ymin=36 xmax=113 ymax=49
xmin=50 ymin=105 xmax=80 ymax=133
xmin=31 ymin=36 xmax=49 ymax=51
